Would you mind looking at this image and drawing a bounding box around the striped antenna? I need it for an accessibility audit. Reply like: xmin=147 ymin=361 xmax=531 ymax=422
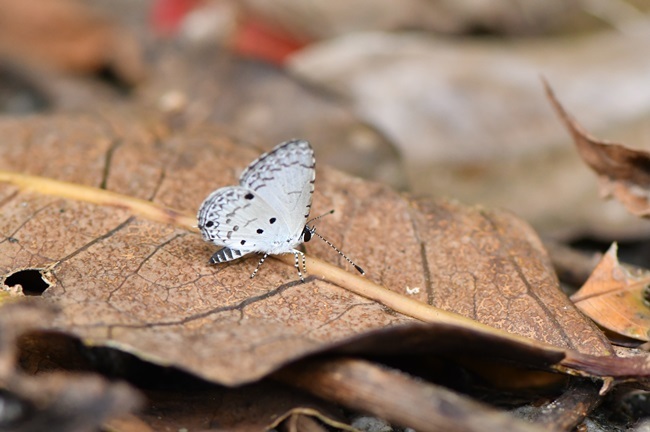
xmin=309 ymin=230 xmax=365 ymax=275
xmin=307 ymin=209 xmax=335 ymax=224
xmin=305 ymin=211 xmax=365 ymax=276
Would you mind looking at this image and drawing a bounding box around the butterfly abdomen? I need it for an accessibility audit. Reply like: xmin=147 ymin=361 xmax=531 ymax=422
xmin=210 ymin=247 xmax=247 ymax=264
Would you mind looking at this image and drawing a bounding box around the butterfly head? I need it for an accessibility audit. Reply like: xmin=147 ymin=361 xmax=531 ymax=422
xmin=302 ymin=225 xmax=315 ymax=243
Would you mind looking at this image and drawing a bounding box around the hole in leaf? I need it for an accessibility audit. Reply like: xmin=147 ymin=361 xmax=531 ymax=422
xmin=3 ymin=269 xmax=51 ymax=296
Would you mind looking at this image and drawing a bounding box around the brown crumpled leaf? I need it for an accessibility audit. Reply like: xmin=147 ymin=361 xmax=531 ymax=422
xmin=571 ymin=243 xmax=650 ymax=341
xmin=0 ymin=110 xmax=617 ymax=388
xmin=0 ymin=301 xmax=141 ymax=432
xmin=546 ymin=79 xmax=650 ymax=218
xmin=0 ymin=109 xmax=624 ymax=385
xmin=275 ymin=357 xmax=550 ymax=432
xmin=8 ymin=108 xmax=650 ymax=430
xmin=17 ymin=331 xmax=353 ymax=432
xmin=132 ymin=383 xmax=353 ymax=432
xmin=0 ymin=0 xmax=145 ymax=84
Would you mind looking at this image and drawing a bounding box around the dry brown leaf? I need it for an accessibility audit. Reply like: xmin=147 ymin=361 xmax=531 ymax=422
xmin=0 ymin=301 xmax=141 ymax=432
xmin=8 ymin=109 xmax=650 ymax=431
xmin=275 ymin=357 xmax=549 ymax=432
xmin=16 ymin=330 xmax=350 ymax=432
xmin=571 ymin=243 xmax=650 ymax=341
xmin=516 ymin=379 xmax=603 ymax=430
xmin=3 ymin=109 xmax=650 ymax=395
xmin=0 ymin=0 xmax=145 ymax=84
xmin=407 ymin=198 xmax=612 ymax=355
xmin=133 ymin=384 xmax=349 ymax=432
xmin=545 ymin=79 xmax=650 ymax=218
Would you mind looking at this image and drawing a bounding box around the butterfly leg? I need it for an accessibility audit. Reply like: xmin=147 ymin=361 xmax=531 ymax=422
xmin=293 ymin=251 xmax=306 ymax=283
xmin=250 ymin=253 xmax=268 ymax=279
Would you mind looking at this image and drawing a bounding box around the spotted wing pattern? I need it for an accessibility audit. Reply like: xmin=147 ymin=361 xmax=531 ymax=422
xmin=239 ymin=139 xmax=315 ymax=238
xmin=197 ymin=186 xmax=291 ymax=256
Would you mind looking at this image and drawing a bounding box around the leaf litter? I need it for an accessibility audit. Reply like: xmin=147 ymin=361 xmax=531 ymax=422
xmin=546 ymin=80 xmax=650 ymax=345
xmin=0 ymin=301 xmax=141 ymax=432
xmin=5 ymin=108 xmax=650 ymax=431
xmin=0 ymin=113 xmax=564 ymax=384
xmin=545 ymin=78 xmax=650 ymax=219
xmin=4 ymin=2 xmax=650 ymax=430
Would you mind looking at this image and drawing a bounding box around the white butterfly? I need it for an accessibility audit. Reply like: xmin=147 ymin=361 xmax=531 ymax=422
xmin=197 ymin=139 xmax=364 ymax=281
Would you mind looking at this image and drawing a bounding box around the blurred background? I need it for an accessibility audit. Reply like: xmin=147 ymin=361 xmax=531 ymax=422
xmin=3 ymin=0 xmax=650 ymax=247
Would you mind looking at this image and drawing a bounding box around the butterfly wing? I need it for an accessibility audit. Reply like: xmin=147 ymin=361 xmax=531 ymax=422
xmin=197 ymin=186 xmax=292 ymax=254
xmin=239 ymin=139 xmax=315 ymax=237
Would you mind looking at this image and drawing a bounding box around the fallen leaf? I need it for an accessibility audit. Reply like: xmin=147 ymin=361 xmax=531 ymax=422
xmin=512 ymin=379 xmax=603 ymax=430
xmin=571 ymin=243 xmax=650 ymax=341
xmin=0 ymin=110 xmax=613 ymax=387
xmin=407 ymin=198 xmax=612 ymax=355
xmin=275 ymin=357 xmax=549 ymax=432
xmin=7 ymin=110 xmax=650 ymax=432
xmin=137 ymin=383 xmax=350 ymax=432
xmin=0 ymin=0 xmax=145 ymax=85
xmin=17 ymin=329 xmax=350 ymax=432
xmin=545 ymin=79 xmax=650 ymax=218
xmin=0 ymin=301 xmax=141 ymax=432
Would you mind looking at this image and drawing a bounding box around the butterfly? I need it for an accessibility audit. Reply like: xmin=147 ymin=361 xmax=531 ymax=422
xmin=197 ymin=139 xmax=364 ymax=281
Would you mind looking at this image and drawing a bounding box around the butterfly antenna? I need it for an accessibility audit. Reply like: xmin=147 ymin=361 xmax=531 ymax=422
xmin=307 ymin=209 xmax=335 ymax=225
xmin=310 ymin=230 xmax=365 ymax=275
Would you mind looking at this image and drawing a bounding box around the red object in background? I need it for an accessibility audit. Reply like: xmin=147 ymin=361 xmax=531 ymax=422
xmin=231 ymin=16 xmax=309 ymax=65
xmin=151 ymin=0 xmax=200 ymax=35
xmin=151 ymin=0 xmax=308 ymax=64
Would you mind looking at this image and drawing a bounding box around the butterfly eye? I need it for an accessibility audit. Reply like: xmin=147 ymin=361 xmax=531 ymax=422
xmin=303 ymin=228 xmax=312 ymax=242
